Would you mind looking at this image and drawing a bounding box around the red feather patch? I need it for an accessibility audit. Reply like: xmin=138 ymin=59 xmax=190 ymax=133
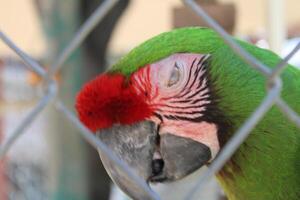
xmin=75 ymin=74 xmax=152 ymax=132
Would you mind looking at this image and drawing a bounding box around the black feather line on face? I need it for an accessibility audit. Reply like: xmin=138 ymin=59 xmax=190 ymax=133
xmin=177 ymin=58 xmax=197 ymax=96
xmin=199 ymin=56 xmax=233 ymax=147
xmin=172 ymin=57 xmax=207 ymax=100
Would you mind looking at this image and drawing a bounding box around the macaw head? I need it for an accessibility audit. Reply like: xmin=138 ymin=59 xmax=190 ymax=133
xmin=76 ymin=27 xmax=233 ymax=199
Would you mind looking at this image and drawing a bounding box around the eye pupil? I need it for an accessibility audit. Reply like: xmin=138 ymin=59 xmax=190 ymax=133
xmin=168 ymin=63 xmax=180 ymax=87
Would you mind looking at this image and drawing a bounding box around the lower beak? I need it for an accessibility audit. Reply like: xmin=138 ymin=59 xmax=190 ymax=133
xmin=97 ymin=121 xmax=212 ymax=199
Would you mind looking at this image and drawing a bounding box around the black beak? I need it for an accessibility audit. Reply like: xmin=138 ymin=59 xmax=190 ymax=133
xmin=97 ymin=121 xmax=212 ymax=199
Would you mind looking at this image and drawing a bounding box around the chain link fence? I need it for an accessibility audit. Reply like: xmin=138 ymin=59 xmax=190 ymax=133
xmin=1 ymin=0 xmax=300 ymax=199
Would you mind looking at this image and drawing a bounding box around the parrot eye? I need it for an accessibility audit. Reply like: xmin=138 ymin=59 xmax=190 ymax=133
xmin=167 ymin=62 xmax=181 ymax=87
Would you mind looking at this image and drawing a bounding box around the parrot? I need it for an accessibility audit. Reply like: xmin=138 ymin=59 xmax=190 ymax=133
xmin=75 ymin=27 xmax=300 ymax=200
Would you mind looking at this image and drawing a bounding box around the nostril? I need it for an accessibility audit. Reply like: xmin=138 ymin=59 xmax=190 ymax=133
xmin=152 ymin=159 xmax=164 ymax=176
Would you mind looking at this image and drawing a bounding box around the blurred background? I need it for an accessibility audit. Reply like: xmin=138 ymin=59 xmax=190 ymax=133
xmin=0 ymin=0 xmax=299 ymax=200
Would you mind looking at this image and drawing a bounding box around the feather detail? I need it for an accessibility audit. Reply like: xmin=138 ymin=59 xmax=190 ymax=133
xmin=75 ymin=74 xmax=152 ymax=132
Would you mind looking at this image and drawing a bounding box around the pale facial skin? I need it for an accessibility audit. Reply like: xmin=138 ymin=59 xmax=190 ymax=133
xmin=131 ymin=53 xmax=220 ymax=160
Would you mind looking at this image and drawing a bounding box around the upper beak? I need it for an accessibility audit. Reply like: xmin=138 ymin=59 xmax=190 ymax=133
xmin=97 ymin=120 xmax=212 ymax=199
xmin=97 ymin=121 xmax=157 ymax=200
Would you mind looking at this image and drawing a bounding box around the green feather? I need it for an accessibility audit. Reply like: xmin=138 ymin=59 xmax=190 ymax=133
xmin=110 ymin=27 xmax=300 ymax=200
xmin=110 ymin=27 xmax=222 ymax=76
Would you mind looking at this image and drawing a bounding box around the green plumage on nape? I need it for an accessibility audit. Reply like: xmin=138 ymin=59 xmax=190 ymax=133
xmin=110 ymin=27 xmax=300 ymax=200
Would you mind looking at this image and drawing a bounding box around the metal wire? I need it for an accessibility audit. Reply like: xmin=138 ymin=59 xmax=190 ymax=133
xmin=276 ymin=98 xmax=300 ymax=128
xmin=269 ymin=41 xmax=300 ymax=80
xmin=0 ymin=31 xmax=46 ymax=77
xmin=49 ymin=0 xmax=118 ymax=79
xmin=0 ymin=0 xmax=300 ymax=199
xmin=0 ymin=80 xmax=56 ymax=158
xmin=184 ymin=0 xmax=272 ymax=77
